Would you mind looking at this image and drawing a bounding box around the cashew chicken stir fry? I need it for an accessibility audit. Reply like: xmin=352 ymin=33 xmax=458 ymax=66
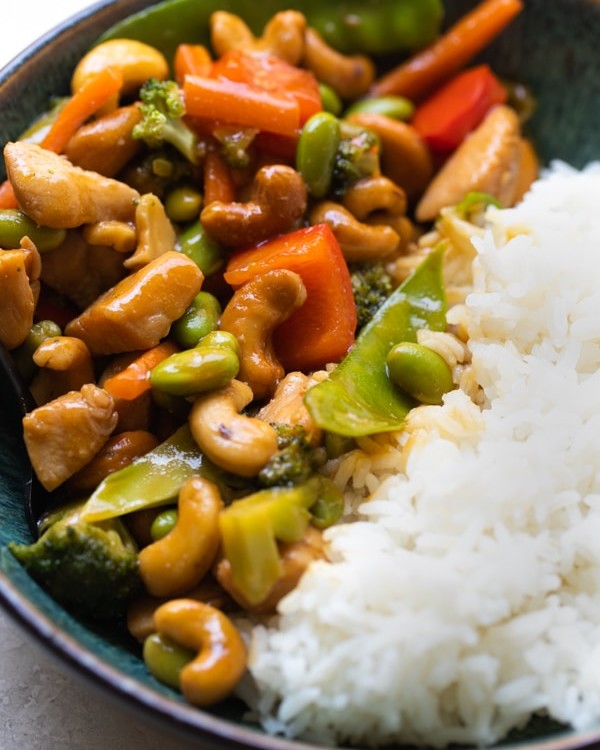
xmin=3 ymin=2 xmax=536 ymax=709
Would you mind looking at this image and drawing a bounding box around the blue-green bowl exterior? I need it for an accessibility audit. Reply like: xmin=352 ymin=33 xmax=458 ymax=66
xmin=1 ymin=1 xmax=600 ymax=748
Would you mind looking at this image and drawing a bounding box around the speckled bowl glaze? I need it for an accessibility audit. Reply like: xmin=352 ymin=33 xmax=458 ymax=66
xmin=1 ymin=1 xmax=600 ymax=748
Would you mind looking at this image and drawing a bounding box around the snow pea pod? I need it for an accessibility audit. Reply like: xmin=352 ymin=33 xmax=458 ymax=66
xmin=99 ymin=0 xmax=443 ymax=62
xmin=304 ymin=244 xmax=447 ymax=437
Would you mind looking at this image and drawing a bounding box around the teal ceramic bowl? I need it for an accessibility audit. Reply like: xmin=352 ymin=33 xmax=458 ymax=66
xmin=1 ymin=1 xmax=600 ymax=748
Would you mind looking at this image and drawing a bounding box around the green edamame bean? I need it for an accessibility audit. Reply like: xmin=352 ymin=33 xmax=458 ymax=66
xmin=344 ymin=95 xmax=415 ymax=121
xmin=318 ymin=83 xmax=343 ymax=116
xmin=176 ymin=220 xmax=224 ymax=277
xmin=0 ymin=209 xmax=66 ymax=251
xmin=171 ymin=291 xmax=222 ymax=349
xmin=386 ymin=341 xmax=454 ymax=405
xmin=310 ymin=478 xmax=345 ymax=529
xmin=143 ymin=632 xmax=194 ymax=690
xmin=11 ymin=320 xmax=62 ymax=381
xmin=150 ymin=508 xmax=178 ymax=541
xmin=197 ymin=330 xmax=241 ymax=357
xmin=296 ymin=111 xmax=341 ymax=199
xmin=164 ymin=185 xmax=203 ymax=223
xmin=150 ymin=346 xmax=239 ymax=397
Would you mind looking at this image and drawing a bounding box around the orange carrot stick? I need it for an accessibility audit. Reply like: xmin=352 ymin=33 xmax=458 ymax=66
xmin=40 ymin=67 xmax=124 ymax=154
xmin=371 ymin=0 xmax=524 ymax=100
xmin=203 ymin=149 xmax=236 ymax=205
xmin=174 ymin=44 xmax=212 ymax=85
xmin=0 ymin=180 xmax=17 ymax=209
xmin=103 ymin=341 xmax=179 ymax=401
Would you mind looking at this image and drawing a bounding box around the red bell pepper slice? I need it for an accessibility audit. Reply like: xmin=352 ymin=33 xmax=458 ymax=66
xmin=411 ymin=64 xmax=507 ymax=152
xmin=224 ymin=224 xmax=356 ymax=372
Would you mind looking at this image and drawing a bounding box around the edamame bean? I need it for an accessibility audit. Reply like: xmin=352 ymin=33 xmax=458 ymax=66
xmin=150 ymin=346 xmax=239 ymax=397
xmin=386 ymin=341 xmax=454 ymax=405
xmin=176 ymin=220 xmax=224 ymax=276
xmin=0 ymin=209 xmax=66 ymax=251
xmin=344 ymin=95 xmax=415 ymax=121
xmin=296 ymin=111 xmax=341 ymax=199
xmin=11 ymin=320 xmax=62 ymax=381
xmin=164 ymin=185 xmax=203 ymax=223
xmin=143 ymin=632 xmax=194 ymax=690
xmin=150 ymin=508 xmax=178 ymax=541
xmin=318 ymin=83 xmax=343 ymax=116
xmin=171 ymin=291 xmax=222 ymax=349
xmin=197 ymin=330 xmax=241 ymax=357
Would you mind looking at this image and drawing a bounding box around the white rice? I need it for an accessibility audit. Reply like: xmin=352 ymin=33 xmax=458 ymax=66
xmin=241 ymin=162 xmax=600 ymax=747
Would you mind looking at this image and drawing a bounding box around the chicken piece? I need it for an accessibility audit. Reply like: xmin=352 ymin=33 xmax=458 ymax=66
xmin=65 ymin=250 xmax=203 ymax=355
xmin=416 ymin=105 xmax=522 ymax=223
xmin=22 ymin=383 xmax=118 ymax=491
xmin=41 ymin=230 xmax=126 ymax=310
xmin=0 ymin=240 xmax=41 ymax=349
xmin=4 ymin=141 xmax=140 ymax=228
xmin=29 ymin=336 xmax=95 ymax=406
xmin=257 ymin=371 xmax=324 ymax=445
xmin=64 ymin=104 xmax=143 ymax=177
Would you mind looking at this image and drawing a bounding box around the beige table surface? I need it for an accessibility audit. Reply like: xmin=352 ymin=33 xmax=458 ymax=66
xmin=0 ymin=2 xmax=217 ymax=747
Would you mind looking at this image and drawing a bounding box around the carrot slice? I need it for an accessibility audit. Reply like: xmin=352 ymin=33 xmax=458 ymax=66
xmin=371 ymin=0 xmax=524 ymax=100
xmin=0 ymin=180 xmax=17 ymax=209
xmin=103 ymin=341 xmax=179 ymax=400
xmin=174 ymin=44 xmax=212 ymax=85
xmin=203 ymin=149 xmax=236 ymax=205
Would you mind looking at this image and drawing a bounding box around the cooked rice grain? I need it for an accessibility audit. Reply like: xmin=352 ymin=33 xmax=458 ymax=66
xmin=243 ymin=163 xmax=600 ymax=747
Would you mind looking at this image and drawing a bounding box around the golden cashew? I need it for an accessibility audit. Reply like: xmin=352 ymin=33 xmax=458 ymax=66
xmin=215 ymin=525 xmax=325 ymax=614
xmin=200 ymin=165 xmax=307 ymax=248
xmin=71 ymin=39 xmax=168 ymax=109
xmin=346 ymin=113 xmax=434 ymax=202
xmin=189 ymin=379 xmax=279 ymax=477
xmin=257 ymin=371 xmax=324 ymax=446
xmin=82 ymin=221 xmax=137 ymax=255
xmin=211 ymin=10 xmax=306 ymax=64
xmin=4 ymin=141 xmax=140 ymax=229
xmin=64 ymin=104 xmax=143 ymax=177
xmin=310 ymin=201 xmax=400 ymax=263
xmin=416 ymin=105 xmax=522 ymax=223
xmin=124 ymin=193 xmax=176 ymax=271
xmin=343 ymin=175 xmax=407 ymax=222
xmin=29 ymin=335 xmax=95 ymax=405
xmin=511 ymin=137 xmax=539 ymax=205
xmin=138 ymin=477 xmax=223 ymax=598
xmin=220 ymin=269 xmax=307 ymax=400
xmin=303 ymin=27 xmax=375 ymax=100
xmin=153 ymin=598 xmax=247 ymax=706
xmin=67 ymin=429 xmax=159 ymax=493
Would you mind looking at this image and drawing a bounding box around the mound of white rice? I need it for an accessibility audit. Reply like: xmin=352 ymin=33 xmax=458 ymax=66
xmin=242 ymin=162 xmax=600 ymax=748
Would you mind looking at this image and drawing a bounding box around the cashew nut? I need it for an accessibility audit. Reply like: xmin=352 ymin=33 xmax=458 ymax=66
xmin=200 ymin=164 xmax=307 ymax=248
xmin=82 ymin=221 xmax=137 ymax=255
xmin=71 ymin=39 xmax=168 ymax=110
xmin=211 ymin=10 xmax=306 ymax=64
xmin=215 ymin=525 xmax=325 ymax=614
xmin=4 ymin=141 xmax=140 ymax=229
xmin=64 ymin=104 xmax=143 ymax=177
xmin=511 ymin=137 xmax=539 ymax=205
xmin=29 ymin=335 xmax=95 ymax=406
xmin=124 ymin=193 xmax=176 ymax=271
xmin=138 ymin=477 xmax=223 ymax=598
xmin=416 ymin=105 xmax=522 ymax=223
xmin=343 ymin=174 xmax=407 ymax=222
xmin=189 ymin=379 xmax=279 ymax=477
xmin=257 ymin=371 xmax=325 ymax=446
xmin=303 ymin=27 xmax=375 ymax=100
xmin=152 ymin=598 xmax=246 ymax=706
xmin=310 ymin=201 xmax=401 ymax=263
xmin=220 ymin=269 xmax=307 ymax=400
xmin=346 ymin=113 xmax=434 ymax=202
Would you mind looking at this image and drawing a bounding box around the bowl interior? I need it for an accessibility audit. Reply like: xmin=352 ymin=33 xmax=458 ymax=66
xmin=1 ymin=0 xmax=599 ymax=748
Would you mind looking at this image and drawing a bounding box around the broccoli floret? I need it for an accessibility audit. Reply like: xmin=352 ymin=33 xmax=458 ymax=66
xmin=132 ymin=79 xmax=200 ymax=164
xmin=9 ymin=514 xmax=140 ymax=622
xmin=350 ymin=261 xmax=394 ymax=332
xmin=331 ymin=124 xmax=380 ymax=198
xmin=258 ymin=425 xmax=325 ymax=488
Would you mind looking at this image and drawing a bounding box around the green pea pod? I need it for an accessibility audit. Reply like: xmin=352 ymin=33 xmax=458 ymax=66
xmin=297 ymin=112 xmax=341 ymax=199
xmin=171 ymin=291 xmax=222 ymax=349
xmin=150 ymin=346 xmax=239 ymax=397
xmin=144 ymin=632 xmax=194 ymax=689
xmin=0 ymin=209 xmax=66 ymax=251
xmin=99 ymin=0 xmax=442 ymax=62
xmin=304 ymin=244 xmax=447 ymax=437
xmin=176 ymin=220 xmax=224 ymax=277
xmin=344 ymin=95 xmax=415 ymax=121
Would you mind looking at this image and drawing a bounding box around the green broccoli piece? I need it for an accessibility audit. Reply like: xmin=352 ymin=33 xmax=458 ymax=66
xmin=350 ymin=261 xmax=394 ymax=332
xmin=331 ymin=123 xmax=380 ymax=198
xmin=9 ymin=513 xmax=140 ymax=622
xmin=132 ymin=78 xmax=200 ymax=164
xmin=258 ymin=425 xmax=325 ymax=488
